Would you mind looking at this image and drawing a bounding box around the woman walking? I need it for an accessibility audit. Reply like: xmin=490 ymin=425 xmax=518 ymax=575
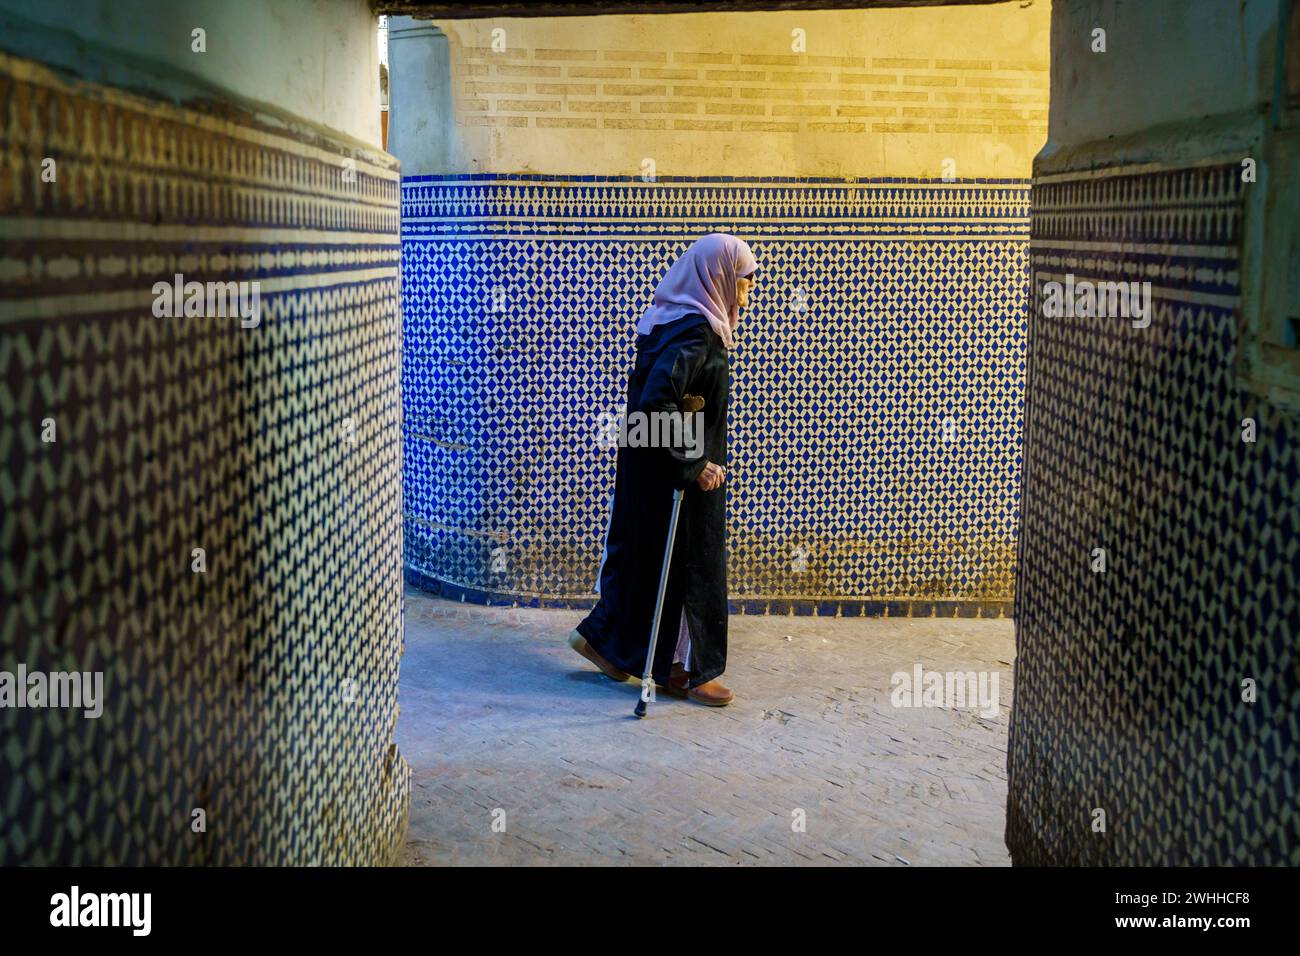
xmin=569 ymin=233 xmax=757 ymax=706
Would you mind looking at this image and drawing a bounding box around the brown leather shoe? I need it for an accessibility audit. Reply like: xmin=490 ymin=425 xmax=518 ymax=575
xmin=568 ymin=630 xmax=632 ymax=682
xmin=665 ymin=664 xmax=735 ymax=706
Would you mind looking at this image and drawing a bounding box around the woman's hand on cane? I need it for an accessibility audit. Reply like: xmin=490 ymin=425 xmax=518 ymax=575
xmin=697 ymin=461 xmax=725 ymax=491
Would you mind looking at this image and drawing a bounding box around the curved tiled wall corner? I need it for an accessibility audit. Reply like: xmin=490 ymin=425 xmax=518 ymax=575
xmin=0 ymin=51 xmax=409 ymax=865
xmin=1007 ymin=160 xmax=1300 ymax=865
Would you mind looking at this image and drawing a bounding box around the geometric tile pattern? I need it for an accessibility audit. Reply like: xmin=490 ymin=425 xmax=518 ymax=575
xmin=1007 ymin=160 xmax=1300 ymax=864
xmin=402 ymin=174 xmax=1030 ymax=616
xmin=0 ymin=50 xmax=409 ymax=865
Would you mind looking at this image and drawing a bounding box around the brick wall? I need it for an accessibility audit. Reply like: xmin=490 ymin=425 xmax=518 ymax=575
xmin=426 ymin=5 xmax=1050 ymax=177
xmin=452 ymin=48 xmax=1047 ymax=139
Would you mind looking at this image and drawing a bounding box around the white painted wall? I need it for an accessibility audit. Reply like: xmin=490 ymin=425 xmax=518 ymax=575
xmin=1046 ymin=0 xmax=1276 ymax=146
xmin=0 ymin=0 xmax=382 ymax=147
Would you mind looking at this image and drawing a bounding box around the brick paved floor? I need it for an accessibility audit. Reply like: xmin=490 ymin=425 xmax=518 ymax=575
xmin=399 ymin=589 xmax=1015 ymax=866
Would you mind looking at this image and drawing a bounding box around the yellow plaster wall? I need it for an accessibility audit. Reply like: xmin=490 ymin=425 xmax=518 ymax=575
xmin=431 ymin=1 xmax=1050 ymax=177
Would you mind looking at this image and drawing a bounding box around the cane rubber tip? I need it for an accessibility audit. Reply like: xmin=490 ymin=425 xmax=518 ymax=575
xmin=634 ymin=700 xmax=647 ymax=718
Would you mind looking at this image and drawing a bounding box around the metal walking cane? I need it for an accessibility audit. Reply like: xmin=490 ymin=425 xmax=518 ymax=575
xmin=633 ymin=486 xmax=685 ymax=719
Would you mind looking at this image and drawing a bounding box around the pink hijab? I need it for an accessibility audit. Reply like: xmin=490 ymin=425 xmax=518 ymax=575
xmin=637 ymin=233 xmax=757 ymax=349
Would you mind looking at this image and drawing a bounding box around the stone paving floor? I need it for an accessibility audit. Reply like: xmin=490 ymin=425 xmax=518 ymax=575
xmin=398 ymin=588 xmax=1016 ymax=866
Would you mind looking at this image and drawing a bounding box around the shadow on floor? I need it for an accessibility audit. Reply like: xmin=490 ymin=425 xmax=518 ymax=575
xmin=398 ymin=589 xmax=1016 ymax=866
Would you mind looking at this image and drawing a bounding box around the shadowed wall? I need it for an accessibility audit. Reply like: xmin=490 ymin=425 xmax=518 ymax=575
xmin=1007 ymin=0 xmax=1299 ymax=865
xmin=0 ymin=2 xmax=408 ymax=866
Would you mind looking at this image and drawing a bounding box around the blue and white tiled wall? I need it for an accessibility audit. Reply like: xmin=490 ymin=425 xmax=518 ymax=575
xmin=1 ymin=49 xmax=408 ymax=865
xmin=401 ymin=175 xmax=1029 ymax=616
xmin=1008 ymin=160 xmax=1300 ymax=864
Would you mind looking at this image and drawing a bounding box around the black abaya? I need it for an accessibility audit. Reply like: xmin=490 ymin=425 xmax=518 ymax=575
xmin=575 ymin=313 xmax=729 ymax=689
